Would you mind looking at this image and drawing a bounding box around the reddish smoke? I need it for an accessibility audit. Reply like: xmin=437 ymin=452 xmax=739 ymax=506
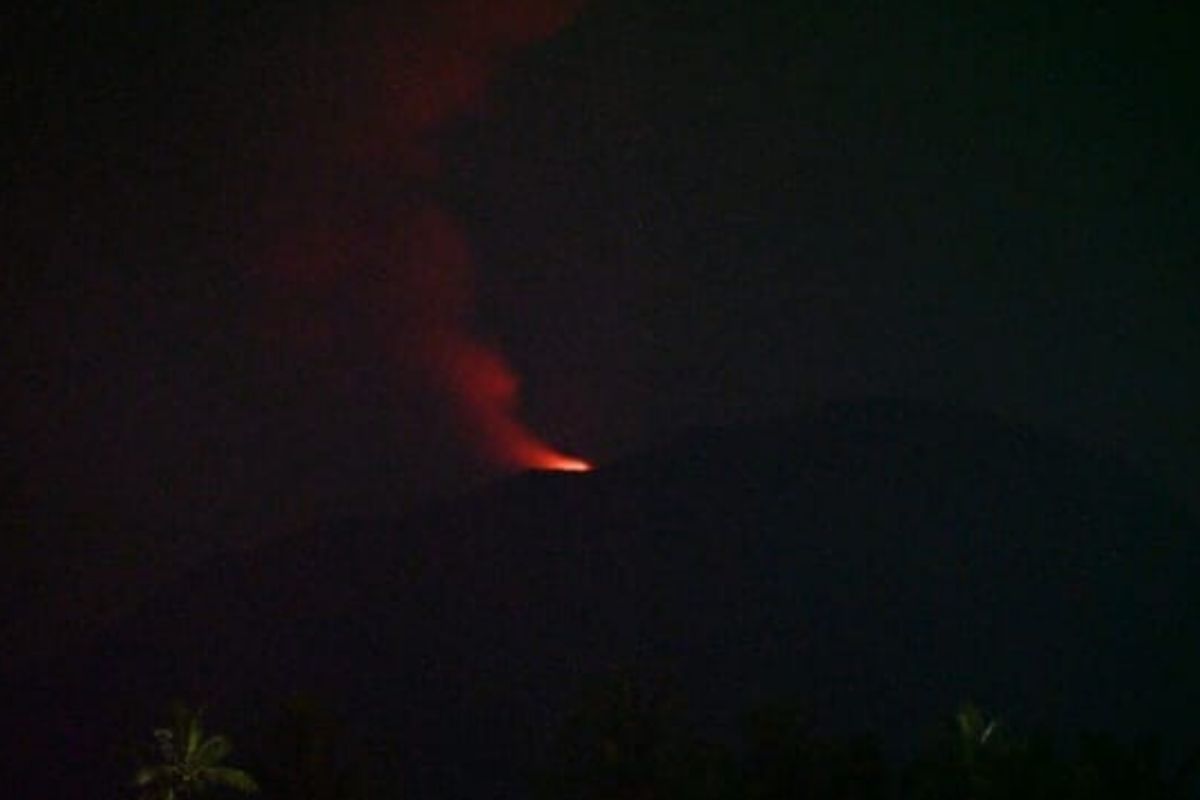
xmin=262 ymin=0 xmax=590 ymax=472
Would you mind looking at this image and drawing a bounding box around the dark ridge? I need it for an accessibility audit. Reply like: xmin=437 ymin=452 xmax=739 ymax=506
xmin=3 ymin=398 xmax=1196 ymax=799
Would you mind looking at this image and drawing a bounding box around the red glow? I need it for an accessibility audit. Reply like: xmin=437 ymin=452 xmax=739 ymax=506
xmin=260 ymin=1 xmax=590 ymax=475
xmin=440 ymin=337 xmax=590 ymax=473
xmin=538 ymin=454 xmax=593 ymax=472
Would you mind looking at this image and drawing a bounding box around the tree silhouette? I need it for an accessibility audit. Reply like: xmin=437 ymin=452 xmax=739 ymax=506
xmin=1070 ymin=733 xmax=1193 ymax=800
xmin=535 ymin=670 xmax=734 ymax=800
xmin=903 ymin=703 xmax=1012 ymax=800
xmin=902 ymin=703 xmax=1083 ymax=800
xmin=253 ymin=697 xmax=367 ymax=800
xmin=742 ymin=699 xmax=886 ymax=800
xmin=133 ymin=705 xmax=258 ymax=800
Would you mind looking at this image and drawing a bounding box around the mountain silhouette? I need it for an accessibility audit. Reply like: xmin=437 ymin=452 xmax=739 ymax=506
xmin=4 ymin=398 xmax=1197 ymax=799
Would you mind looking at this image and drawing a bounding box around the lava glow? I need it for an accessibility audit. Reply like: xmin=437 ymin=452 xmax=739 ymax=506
xmin=541 ymin=455 xmax=592 ymax=472
xmin=442 ymin=337 xmax=591 ymax=473
xmin=514 ymin=440 xmax=592 ymax=472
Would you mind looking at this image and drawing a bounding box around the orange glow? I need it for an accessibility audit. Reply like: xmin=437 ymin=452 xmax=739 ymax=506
xmin=262 ymin=3 xmax=592 ymax=477
xmin=532 ymin=453 xmax=592 ymax=472
xmin=438 ymin=337 xmax=590 ymax=473
xmin=498 ymin=432 xmax=593 ymax=473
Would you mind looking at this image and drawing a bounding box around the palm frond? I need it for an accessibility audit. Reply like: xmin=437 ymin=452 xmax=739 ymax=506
xmin=133 ymin=765 xmax=171 ymax=787
xmin=184 ymin=713 xmax=204 ymax=758
xmin=205 ymin=766 xmax=259 ymax=793
xmin=194 ymin=734 xmax=232 ymax=766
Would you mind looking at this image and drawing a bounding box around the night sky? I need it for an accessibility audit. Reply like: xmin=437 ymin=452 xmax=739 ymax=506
xmin=3 ymin=1 xmax=1196 ymax=654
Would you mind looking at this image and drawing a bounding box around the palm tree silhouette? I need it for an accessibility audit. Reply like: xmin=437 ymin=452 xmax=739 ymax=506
xmin=133 ymin=705 xmax=258 ymax=800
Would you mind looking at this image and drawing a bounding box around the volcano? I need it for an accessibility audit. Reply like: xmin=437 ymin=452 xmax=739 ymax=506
xmin=4 ymin=398 xmax=1197 ymax=799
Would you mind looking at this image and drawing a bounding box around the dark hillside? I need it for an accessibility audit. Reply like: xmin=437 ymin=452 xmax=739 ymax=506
xmin=4 ymin=399 xmax=1196 ymax=799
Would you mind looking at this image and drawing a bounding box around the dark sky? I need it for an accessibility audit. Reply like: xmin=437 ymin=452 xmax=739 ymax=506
xmin=2 ymin=1 xmax=1196 ymax=649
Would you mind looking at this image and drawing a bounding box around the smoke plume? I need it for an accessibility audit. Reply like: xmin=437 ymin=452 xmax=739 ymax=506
xmin=261 ymin=0 xmax=589 ymax=471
